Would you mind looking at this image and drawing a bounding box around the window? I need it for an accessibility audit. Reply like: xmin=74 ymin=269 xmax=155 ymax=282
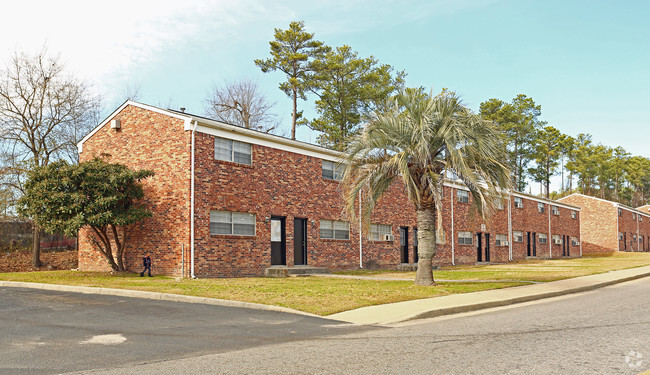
xmin=513 ymin=231 xmax=524 ymax=243
xmin=633 ymin=234 xmax=637 ymax=242
xmin=552 ymin=206 xmax=560 ymax=215
xmin=633 ymin=213 xmax=637 ymax=220
xmin=571 ymin=237 xmax=580 ymax=246
xmin=495 ymin=234 xmax=508 ymax=246
xmin=320 ymin=220 xmax=349 ymax=240
xmin=571 ymin=210 xmax=577 ymax=219
xmin=322 ymin=160 xmax=344 ymax=181
xmin=457 ymin=189 xmax=469 ymax=203
xmin=538 ymin=233 xmax=548 ymax=244
xmin=214 ymin=137 xmax=252 ymax=165
xmin=370 ymin=224 xmax=392 ymax=241
xmin=618 ymin=208 xmax=622 ymax=216
xmin=537 ymin=203 xmax=545 ymax=213
xmin=552 ymin=235 xmax=562 ymax=245
xmin=619 ymin=232 xmax=624 ymax=241
xmin=210 ymin=211 xmax=255 ymax=236
xmin=514 ymin=197 xmax=523 ymax=208
xmin=458 ymin=231 xmax=473 ymax=245
xmin=496 ymin=199 xmax=504 ymax=210
xmin=641 ymin=216 xmax=643 ymax=222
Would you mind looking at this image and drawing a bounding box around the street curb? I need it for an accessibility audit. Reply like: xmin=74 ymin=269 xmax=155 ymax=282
xmin=399 ymin=270 xmax=650 ymax=323
xmin=328 ymin=266 xmax=650 ymax=325
xmin=0 ymin=281 xmax=320 ymax=318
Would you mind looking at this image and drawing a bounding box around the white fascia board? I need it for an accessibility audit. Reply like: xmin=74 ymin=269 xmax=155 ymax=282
xmin=511 ymin=192 xmax=580 ymax=211
xmin=618 ymin=205 xmax=650 ymax=219
xmin=77 ymin=100 xmax=192 ymax=153
xmin=442 ymin=180 xmax=580 ymax=211
xmin=192 ymin=121 xmax=342 ymax=162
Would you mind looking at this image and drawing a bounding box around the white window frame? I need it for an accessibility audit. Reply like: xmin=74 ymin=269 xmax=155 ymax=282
xmin=538 ymin=203 xmax=545 ymax=213
xmin=214 ymin=137 xmax=252 ymax=165
xmin=619 ymin=232 xmax=624 ymax=241
xmin=495 ymin=234 xmax=508 ymax=246
xmin=571 ymin=237 xmax=580 ymax=246
xmin=571 ymin=210 xmax=577 ymax=219
xmin=514 ymin=197 xmax=523 ymax=208
xmin=457 ymin=190 xmax=469 ymax=203
xmin=552 ymin=206 xmax=560 ymax=216
xmin=552 ymin=235 xmax=562 ymax=245
xmin=538 ymin=233 xmax=548 ymax=244
xmin=210 ymin=210 xmax=256 ymax=236
xmin=322 ymin=160 xmax=344 ymax=181
xmin=458 ymin=231 xmax=473 ymax=245
xmin=513 ymin=231 xmax=524 ymax=243
xmin=320 ymin=220 xmax=350 ymax=240
xmin=370 ymin=224 xmax=392 ymax=241
xmin=496 ymin=199 xmax=504 ymax=210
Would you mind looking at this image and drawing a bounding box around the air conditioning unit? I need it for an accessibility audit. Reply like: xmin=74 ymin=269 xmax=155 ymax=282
xmin=110 ymin=119 xmax=121 ymax=129
xmin=383 ymin=234 xmax=394 ymax=241
xmin=553 ymin=239 xmax=562 ymax=245
xmin=503 ymin=241 xmax=509 ymax=246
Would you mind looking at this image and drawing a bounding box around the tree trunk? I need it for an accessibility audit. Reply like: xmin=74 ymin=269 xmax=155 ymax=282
xmin=32 ymin=223 xmax=41 ymax=268
xmin=291 ymin=88 xmax=297 ymax=140
xmin=414 ymin=208 xmax=436 ymax=286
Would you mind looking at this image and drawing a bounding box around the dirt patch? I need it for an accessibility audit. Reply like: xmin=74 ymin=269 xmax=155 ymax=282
xmin=0 ymin=249 xmax=78 ymax=272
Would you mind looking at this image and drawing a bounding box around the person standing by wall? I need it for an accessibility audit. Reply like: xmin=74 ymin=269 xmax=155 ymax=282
xmin=140 ymin=253 xmax=152 ymax=277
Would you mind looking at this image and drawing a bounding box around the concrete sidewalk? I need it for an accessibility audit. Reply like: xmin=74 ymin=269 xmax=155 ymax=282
xmin=328 ymin=265 xmax=650 ymax=325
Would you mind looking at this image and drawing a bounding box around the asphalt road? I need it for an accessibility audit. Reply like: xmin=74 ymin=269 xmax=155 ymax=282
xmin=0 ymin=287 xmax=374 ymax=374
xmin=59 ymin=277 xmax=650 ymax=375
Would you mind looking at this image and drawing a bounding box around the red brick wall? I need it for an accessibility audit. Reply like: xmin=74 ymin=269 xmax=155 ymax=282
xmin=431 ymin=188 xmax=581 ymax=265
xmin=78 ymin=105 xmax=191 ymax=275
xmin=192 ymin=132 xmax=417 ymax=277
xmin=559 ymin=194 xmax=618 ymax=252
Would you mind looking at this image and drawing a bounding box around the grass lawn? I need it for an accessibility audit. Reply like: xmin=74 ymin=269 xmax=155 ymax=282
xmin=337 ymin=252 xmax=650 ymax=282
xmin=1 ymin=252 xmax=648 ymax=316
xmin=0 ymin=270 xmax=523 ymax=316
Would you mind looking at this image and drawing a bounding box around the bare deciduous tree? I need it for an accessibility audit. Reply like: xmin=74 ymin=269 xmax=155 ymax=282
xmin=0 ymin=47 xmax=100 ymax=267
xmin=204 ymin=79 xmax=279 ymax=133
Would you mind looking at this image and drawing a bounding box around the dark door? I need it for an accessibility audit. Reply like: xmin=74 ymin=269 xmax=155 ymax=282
xmin=527 ymin=232 xmax=531 ymax=257
xmin=270 ymin=217 xmax=286 ymax=265
xmin=400 ymin=227 xmax=409 ymax=263
xmin=532 ymin=232 xmax=537 ymax=257
xmin=485 ymin=233 xmax=491 ymax=262
xmin=413 ymin=228 xmax=419 ymax=264
xmin=623 ymin=233 xmax=627 ymax=251
xmin=476 ymin=232 xmax=483 ymax=262
xmin=293 ymin=218 xmax=307 ymax=265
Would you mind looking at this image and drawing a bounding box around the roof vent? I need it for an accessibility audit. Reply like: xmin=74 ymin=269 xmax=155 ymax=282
xmin=180 ymin=107 xmax=186 ymax=113
xmin=110 ymin=119 xmax=121 ymax=129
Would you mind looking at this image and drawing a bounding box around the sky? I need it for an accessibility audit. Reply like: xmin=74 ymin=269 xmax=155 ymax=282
xmin=1 ymin=0 xmax=648 ymax=164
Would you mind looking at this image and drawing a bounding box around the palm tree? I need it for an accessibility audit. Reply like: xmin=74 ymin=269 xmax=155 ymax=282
xmin=342 ymin=89 xmax=511 ymax=286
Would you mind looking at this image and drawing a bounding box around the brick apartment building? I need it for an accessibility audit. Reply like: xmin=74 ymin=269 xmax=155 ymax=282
xmin=77 ymin=101 xmax=582 ymax=277
xmin=559 ymin=193 xmax=650 ymax=253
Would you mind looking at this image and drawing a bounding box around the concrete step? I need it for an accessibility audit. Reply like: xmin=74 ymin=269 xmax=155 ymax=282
xmin=264 ymin=265 xmax=331 ymax=278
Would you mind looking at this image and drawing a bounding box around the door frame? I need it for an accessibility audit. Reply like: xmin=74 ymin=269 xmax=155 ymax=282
xmin=293 ymin=217 xmax=308 ymax=265
xmin=270 ymin=216 xmax=286 ymax=265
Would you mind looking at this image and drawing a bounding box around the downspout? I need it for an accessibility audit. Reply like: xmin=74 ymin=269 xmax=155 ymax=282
xmin=616 ymin=205 xmax=620 ymax=252
xmin=507 ymin=194 xmax=512 ymax=261
xmin=579 ymin=210 xmax=583 ymax=257
xmin=636 ymin=213 xmax=641 ymax=251
xmin=190 ymin=120 xmax=197 ymax=278
xmin=359 ymin=190 xmax=363 ymax=268
xmin=548 ymin=203 xmax=553 ymax=259
xmin=451 ymin=187 xmax=455 ymax=265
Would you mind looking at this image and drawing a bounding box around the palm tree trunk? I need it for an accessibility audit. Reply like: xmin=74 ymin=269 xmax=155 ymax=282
xmin=415 ymin=208 xmax=436 ymax=286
